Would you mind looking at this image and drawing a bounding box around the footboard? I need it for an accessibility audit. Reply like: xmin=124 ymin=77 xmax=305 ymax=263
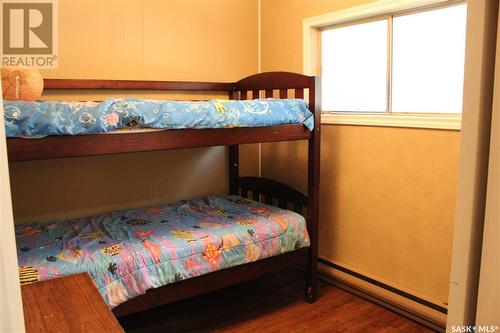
xmin=228 ymin=71 xmax=320 ymax=303
xmin=236 ymin=177 xmax=307 ymax=216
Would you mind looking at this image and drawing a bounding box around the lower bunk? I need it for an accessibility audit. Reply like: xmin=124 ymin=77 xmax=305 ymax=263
xmin=15 ymin=179 xmax=312 ymax=317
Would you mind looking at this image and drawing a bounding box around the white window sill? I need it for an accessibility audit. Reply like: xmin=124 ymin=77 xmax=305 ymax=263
xmin=321 ymin=113 xmax=461 ymax=131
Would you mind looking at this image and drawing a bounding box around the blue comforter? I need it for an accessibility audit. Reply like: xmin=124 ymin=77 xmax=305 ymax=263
xmin=3 ymin=98 xmax=314 ymax=137
xmin=16 ymin=195 xmax=310 ymax=307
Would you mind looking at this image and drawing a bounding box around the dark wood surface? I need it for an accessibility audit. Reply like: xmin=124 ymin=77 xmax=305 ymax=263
xmin=230 ymin=71 xmax=322 ymax=303
xmin=112 ymin=248 xmax=308 ymax=317
xmin=237 ymin=176 xmax=308 ymax=212
xmin=21 ymin=273 xmax=124 ymax=333
xmin=229 ymin=144 xmax=239 ymax=195
xmin=7 ymin=125 xmax=310 ymax=161
xmin=234 ymin=71 xmax=314 ymax=91
xmin=119 ymin=269 xmax=433 ymax=333
xmin=306 ymin=76 xmax=321 ymax=303
xmin=44 ymin=79 xmax=234 ymax=91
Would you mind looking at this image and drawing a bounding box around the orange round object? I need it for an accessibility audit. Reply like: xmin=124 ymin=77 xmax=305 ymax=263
xmin=1 ymin=68 xmax=44 ymax=101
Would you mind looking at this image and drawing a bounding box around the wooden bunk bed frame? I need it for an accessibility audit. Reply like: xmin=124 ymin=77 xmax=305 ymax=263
xmin=7 ymin=71 xmax=321 ymax=318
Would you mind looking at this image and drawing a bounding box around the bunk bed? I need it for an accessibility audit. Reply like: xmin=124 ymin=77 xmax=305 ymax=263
xmin=8 ymin=71 xmax=321 ymax=318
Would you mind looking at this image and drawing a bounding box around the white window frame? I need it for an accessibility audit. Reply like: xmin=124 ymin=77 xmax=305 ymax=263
xmin=303 ymin=0 xmax=465 ymax=131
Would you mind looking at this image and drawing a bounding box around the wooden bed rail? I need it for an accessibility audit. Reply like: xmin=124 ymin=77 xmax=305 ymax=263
xmin=44 ymin=79 xmax=234 ymax=92
xmin=43 ymin=72 xmax=315 ymax=95
xmin=7 ymin=126 xmax=310 ymax=162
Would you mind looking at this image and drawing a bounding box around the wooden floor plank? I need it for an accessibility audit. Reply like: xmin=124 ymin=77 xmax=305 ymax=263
xmin=119 ymin=270 xmax=433 ymax=333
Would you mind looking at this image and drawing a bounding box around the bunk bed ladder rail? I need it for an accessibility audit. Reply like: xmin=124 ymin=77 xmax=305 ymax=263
xmin=229 ymin=72 xmax=321 ymax=303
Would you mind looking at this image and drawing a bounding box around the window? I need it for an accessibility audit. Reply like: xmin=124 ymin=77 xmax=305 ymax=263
xmin=320 ymin=3 xmax=467 ymax=116
xmin=322 ymin=20 xmax=388 ymax=112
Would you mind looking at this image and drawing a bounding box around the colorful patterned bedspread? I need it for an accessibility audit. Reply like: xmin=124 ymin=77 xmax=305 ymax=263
xmin=15 ymin=195 xmax=310 ymax=308
xmin=3 ymin=98 xmax=314 ymax=137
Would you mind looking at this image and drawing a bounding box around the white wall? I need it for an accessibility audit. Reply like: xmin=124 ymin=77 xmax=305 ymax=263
xmin=0 ymin=81 xmax=25 ymax=332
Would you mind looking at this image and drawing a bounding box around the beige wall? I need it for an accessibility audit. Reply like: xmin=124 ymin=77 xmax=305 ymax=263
xmin=43 ymin=0 xmax=258 ymax=82
xmin=10 ymin=0 xmax=260 ymax=223
xmin=260 ymin=0 xmax=460 ymax=306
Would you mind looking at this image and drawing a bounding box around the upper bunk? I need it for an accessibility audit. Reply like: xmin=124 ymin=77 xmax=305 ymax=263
xmin=5 ymin=72 xmax=320 ymax=162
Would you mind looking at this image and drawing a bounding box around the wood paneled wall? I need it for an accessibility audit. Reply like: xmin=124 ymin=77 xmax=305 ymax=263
xmin=9 ymin=0 xmax=260 ymax=223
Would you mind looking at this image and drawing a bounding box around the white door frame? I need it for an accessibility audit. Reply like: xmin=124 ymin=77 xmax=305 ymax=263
xmin=0 ymin=82 xmax=25 ymax=331
xmin=475 ymin=2 xmax=500 ymax=323
xmin=447 ymin=0 xmax=499 ymax=329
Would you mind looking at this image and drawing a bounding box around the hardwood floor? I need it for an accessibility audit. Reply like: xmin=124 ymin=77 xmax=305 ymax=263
xmin=119 ymin=269 xmax=434 ymax=333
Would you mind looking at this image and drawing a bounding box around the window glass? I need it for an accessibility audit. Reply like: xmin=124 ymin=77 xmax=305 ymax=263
xmin=322 ymin=20 xmax=388 ymax=112
xmin=391 ymin=5 xmax=467 ymax=113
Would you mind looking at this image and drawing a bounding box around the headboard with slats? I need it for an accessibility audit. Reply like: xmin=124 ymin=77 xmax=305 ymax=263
xmin=236 ymin=176 xmax=308 ymax=216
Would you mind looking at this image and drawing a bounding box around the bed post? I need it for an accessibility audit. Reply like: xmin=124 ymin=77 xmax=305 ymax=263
xmin=306 ymin=76 xmax=321 ymax=303
xmin=229 ymin=145 xmax=239 ymax=195
xmin=229 ymin=88 xmax=239 ymax=195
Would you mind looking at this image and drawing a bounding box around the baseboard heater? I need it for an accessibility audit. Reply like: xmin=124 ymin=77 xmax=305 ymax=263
xmin=318 ymin=258 xmax=447 ymax=331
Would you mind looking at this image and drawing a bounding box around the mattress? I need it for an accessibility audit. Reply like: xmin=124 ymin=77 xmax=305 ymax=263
xmin=15 ymin=195 xmax=310 ymax=308
xmin=3 ymin=98 xmax=314 ymax=138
